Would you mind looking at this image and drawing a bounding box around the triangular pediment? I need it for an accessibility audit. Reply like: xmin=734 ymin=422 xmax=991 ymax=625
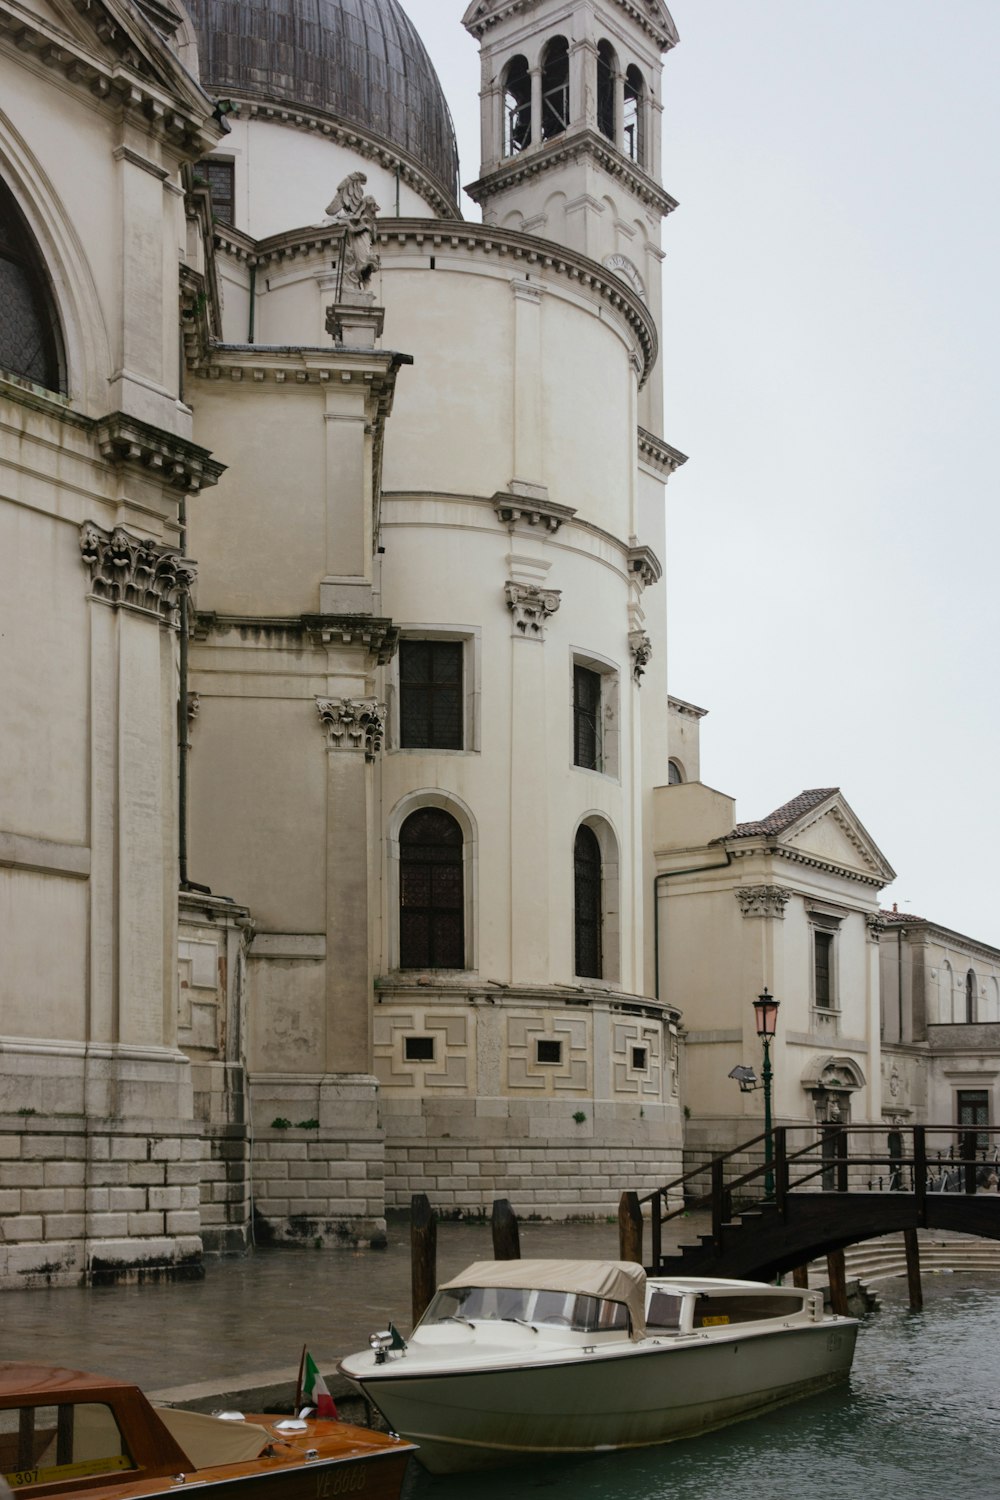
xmin=10 ymin=0 xmax=210 ymax=108
xmin=780 ymin=794 xmax=895 ymax=884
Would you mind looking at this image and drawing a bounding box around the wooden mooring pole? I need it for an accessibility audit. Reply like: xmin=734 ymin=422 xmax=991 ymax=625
xmin=618 ymin=1191 xmax=643 ymax=1265
xmin=904 ymin=1227 xmax=923 ymax=1311
xmin=827 ymin=1249 xmax=849 ymax=1316
xmin=792 ymin=1264 xmax=810 ymax=1289
xmin=411 ymin=1192 xmax=437 ymax=1326
xmin=491 ymin=1198 xmax=521 ymax=1260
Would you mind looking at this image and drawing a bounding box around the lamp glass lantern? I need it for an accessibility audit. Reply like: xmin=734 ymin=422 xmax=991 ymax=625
xmin=753 ymin=987 xmax=780 ymax=1038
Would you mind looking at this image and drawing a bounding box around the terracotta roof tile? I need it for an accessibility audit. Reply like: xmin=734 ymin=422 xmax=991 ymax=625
xmin=728 ymin=788 xmax=839 ymax=841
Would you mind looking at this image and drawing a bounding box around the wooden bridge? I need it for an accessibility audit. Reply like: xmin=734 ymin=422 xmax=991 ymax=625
xmin=623 ymin=1124 xmax=1000 ymax=1287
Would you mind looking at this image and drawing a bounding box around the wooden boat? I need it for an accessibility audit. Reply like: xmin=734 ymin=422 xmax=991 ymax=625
xmin=0 ymin=1363 xmax=415 ymax=1498
xmin=339 ymin=1259 xmax=858 ymax=1474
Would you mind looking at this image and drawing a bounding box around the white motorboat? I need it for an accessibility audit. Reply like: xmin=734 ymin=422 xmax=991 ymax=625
xmin=339 ymin=1258 xmax=858 ymax=1474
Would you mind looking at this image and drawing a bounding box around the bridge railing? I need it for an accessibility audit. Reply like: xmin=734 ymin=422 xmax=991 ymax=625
xmin=640 ymin=1124 xmax=1000 ymax=1266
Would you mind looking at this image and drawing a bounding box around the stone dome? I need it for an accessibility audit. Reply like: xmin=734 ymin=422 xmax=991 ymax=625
xmin=185 ymin=0 xmax=460 ymax=207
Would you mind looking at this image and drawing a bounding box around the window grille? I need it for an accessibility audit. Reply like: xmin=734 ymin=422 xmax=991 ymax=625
xmin=199 ymin=159 xmax=235 ymax=224
xmin=573 ymin=665 xmax=601 ymax=770
xmin=400 ymin=640 xmax=463 ymax=749
xmin=0 ymin=178 xmax=64 ymax=391
xmin=574 ymin=825 xmax=602 ymax=979
xmin=814 ymin=931 xmax=833 ymax=1008
xmin=399 ymin=807 xmax=464 ymax=969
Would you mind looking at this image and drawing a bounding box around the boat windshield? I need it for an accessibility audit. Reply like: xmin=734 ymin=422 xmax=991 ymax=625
xmin=421 ymin=1285 xmax=629 ymax=1332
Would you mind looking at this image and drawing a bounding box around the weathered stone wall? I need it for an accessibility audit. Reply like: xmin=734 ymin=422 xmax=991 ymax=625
xmin=0 ymin=1118 xmax=204 ymax=1289
xmin=250 ymin=1128 xmax=385 ymax=1248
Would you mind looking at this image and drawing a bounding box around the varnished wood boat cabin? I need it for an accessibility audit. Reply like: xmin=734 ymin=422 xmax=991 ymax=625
xmin=0 ymin=1364 xmax=414 ymax=1500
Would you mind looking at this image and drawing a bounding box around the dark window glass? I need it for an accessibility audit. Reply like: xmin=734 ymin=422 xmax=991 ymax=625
xmin=958 ymin=1089 xmax=989 ymax=1152
xmin=632 ymin=1046 xmax=647 ymax=1070
xmin=667 ymin=759 xmax=683 ymax=785
xmin=814 ymin=932 xmax=833 ymax=1007
xmin=400 ymin=640 xmax=463 ymax=749
xmin=966 ymin=969 xmax=977 ymax=1024
xmin=541 ymin=36 xmax=570 ymax=140
xmin=573 ymin=665 xmax=601 ymax=770
xmin=399 ymin=808 xmax=464 ymax=969
xmin=574 ymin=825 xmax=602 ymax=979
xmin=0 ymin=178 xmax=63 ymax=391
xmin=504 ymin=54 xmax=531 ymax=154
xmin=404 ymin=1036 xmax=435 ymax=1062
xmin=597 ymin=41 xmax=615 ymax=141
xmin=537 ymin=1039 xmax=562 ymax=1064
xmin=199 ymin=159 xmax=235 ymax=224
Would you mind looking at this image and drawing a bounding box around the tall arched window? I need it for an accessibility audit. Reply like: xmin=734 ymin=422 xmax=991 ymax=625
xmin=597 ymin=41 xmax=616 ymax=142
xmin=399 ymin=808 xmax=465 ymax=969
xmin=574 ymin=824 xmax=603 ymax=979
xmin=624 ymin=66 xmax=645 ymax=164
xmin=966 ymin=969 xmax=977 ymax=1023
xmin=541 ymin=37 xmax=570 ymax=141
xmin=504 ymin=55 xmax=532 ymax=155
xmin=0 ymin=178 xmax=64 ymax=391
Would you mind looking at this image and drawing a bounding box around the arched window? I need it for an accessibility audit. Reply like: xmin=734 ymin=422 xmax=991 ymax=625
xmin=504 ymin=55 xmax=532 ymax=155
xmin=667 ymin=759 xmax=684 ymax=785
xmin=399 ymin=808 xmax=465 ymax=969
xmin=541 ymin=37 xmax=570 ymax=141
xmin=966 ymin=969 xmax=977 ymax=1023
xmin=624 ymin=66 xmax=645 ymax=164
xmin=597 ymin=41 xmax=616 ymax=142
xmin=574 ymin=824 xmax=602 ymax=979
xmin=0 ymin=178 xmax=64 ymax=391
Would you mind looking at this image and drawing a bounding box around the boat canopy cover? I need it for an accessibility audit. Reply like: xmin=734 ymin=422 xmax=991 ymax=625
xmin=439 ymin=1260 xmax=648 ymax=1340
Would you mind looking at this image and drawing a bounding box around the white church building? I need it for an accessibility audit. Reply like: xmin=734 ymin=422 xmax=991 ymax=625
xmin=0 ymin=0 xmax=696 ymax=1285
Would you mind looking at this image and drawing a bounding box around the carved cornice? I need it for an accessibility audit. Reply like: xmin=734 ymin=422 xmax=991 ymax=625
xmin=316 ymin=697 xmax=385 ymax=760
xmin=668 ymin=695 xmax=708 ymax=720
xmin=379 ymin=220 xmax=657 ymax=389
xmin=727 ymin=843 xmax=888 ymax=890
xmin=629 ymin=629 xmax=653 ymax=682
xmin=638 ymin=427 xmax=688 ymax=476
xmin=493 ymin=492 xmax=577 ymax=533
xmin=735 ymin=885 xmax=790 ymax=920
xmin=466 ymin=130 xmax=678 ymax=219
xmin=234 ymin=99 xmax=460 ymax=219
xmin=626 ymin=543 xmax=662 ymax=588
xmin=96 ymin=413 xmax=225 ymax=493
xmin=79 ymin=521 xmax=195 ymax=627
xmin=194 ymin=612 xmax=399 ymax=664
xmin=462 ymin=0 xmax=679 ymax=49
xmin=505 ymin=581 xmax=561 ymax=638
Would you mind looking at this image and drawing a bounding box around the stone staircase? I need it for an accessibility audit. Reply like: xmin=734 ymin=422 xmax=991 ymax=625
xmin=805 ymin=1232 xmax=1000 ymax=1294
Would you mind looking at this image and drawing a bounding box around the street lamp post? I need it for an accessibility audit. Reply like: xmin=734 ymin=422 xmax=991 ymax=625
xmin=752 ymin=988 xmax=780 ymax=1198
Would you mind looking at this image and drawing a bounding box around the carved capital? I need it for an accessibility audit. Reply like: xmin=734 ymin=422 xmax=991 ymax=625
xmin=316 ymin=697 xmax=385 ymax=760
xmin=79 ymin=521 xmax=195 ymax=627
xmin=629 ymin=629 xmax=653 ymax=682
xmin=735 ymin=885 xmax=790 ymax=920
xmin=504 ymin=581 xmax=561 ymax=639
xmin=866 ymin=913 xmax=887 ymax=944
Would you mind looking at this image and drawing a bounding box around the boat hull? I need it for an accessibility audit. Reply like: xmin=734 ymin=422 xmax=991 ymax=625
xmin=355 ymin=1322 xmax=858 ymax=1474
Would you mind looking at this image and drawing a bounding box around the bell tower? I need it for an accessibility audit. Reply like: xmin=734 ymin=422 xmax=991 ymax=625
xmin=462 ymin=0 xmax=680 ymax=433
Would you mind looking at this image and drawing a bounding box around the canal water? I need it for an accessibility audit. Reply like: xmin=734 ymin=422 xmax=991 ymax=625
xmin=406 ymin=1275 xmax=1000 ymax=1500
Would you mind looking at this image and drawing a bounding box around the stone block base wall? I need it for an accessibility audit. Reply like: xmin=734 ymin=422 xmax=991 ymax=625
xmin=199 ymin=1124 xmax=252 ymax=1255
xmin=0 ymin=1115 xmax=204 ymax=1289
xmin=248 ymin=1075 xmax=386 ymax=1248
xmin=383 ymin=1099 xmax=683 ymax=1218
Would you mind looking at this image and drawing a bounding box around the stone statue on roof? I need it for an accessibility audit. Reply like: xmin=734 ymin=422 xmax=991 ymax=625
xmin=326 ymin=171 xmax=381 ymax=292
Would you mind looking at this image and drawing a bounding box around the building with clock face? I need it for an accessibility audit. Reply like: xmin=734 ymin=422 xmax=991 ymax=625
xmin=0 ymin=0 xmax=695 ymax=1282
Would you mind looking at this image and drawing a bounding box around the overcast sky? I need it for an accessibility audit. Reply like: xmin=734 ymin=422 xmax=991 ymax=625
xmin=400 ymin=1 xmax=1000 ymax=947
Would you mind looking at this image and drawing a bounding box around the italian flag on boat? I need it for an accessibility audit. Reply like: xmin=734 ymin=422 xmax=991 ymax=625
xmin=297 ymin=1347 xmax=338 ymax=1419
